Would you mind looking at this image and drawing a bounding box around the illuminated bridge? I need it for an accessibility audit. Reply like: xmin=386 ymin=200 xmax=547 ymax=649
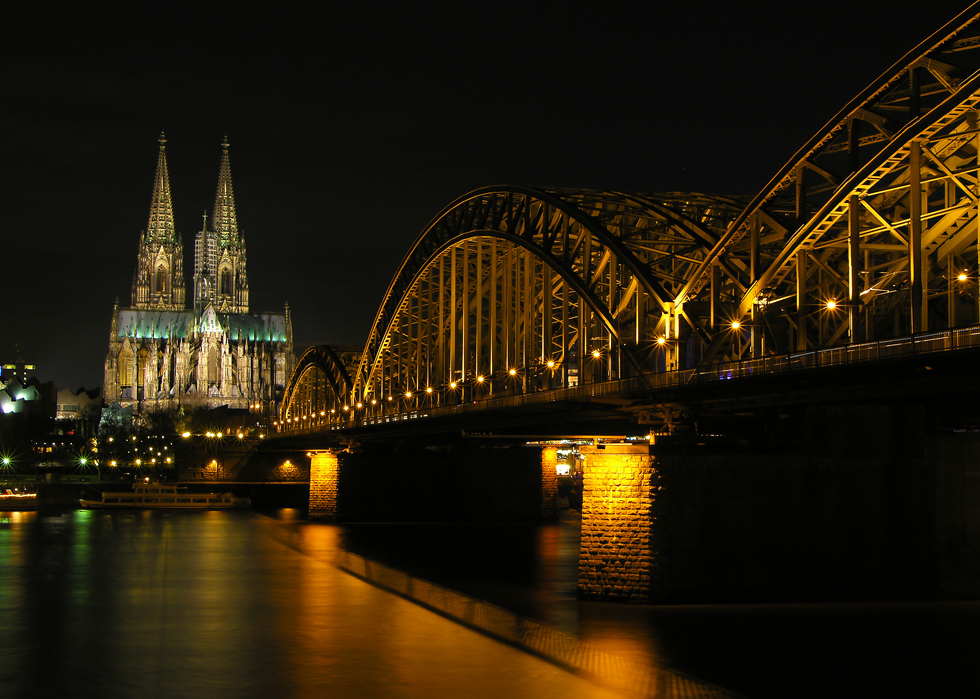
xmin=282 ymin=6 xmax=980 ymax=437
xmin=273 ymin=6 xmax=980 ymax=604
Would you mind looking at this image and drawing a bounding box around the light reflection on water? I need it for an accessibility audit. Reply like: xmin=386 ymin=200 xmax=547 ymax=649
xmin=0 ymin=510 xmax=628 ymax=699
xmin=3 ymin=508 xmax=979 ymax=698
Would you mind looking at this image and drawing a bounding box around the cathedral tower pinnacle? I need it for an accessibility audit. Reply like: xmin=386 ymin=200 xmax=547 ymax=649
xmin=132 ymin=132 xmax=186 ymax=310
xmin=194 ymin=137 xmax=249 ymax=313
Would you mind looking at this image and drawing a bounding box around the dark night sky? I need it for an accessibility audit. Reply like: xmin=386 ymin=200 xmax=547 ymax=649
xmin=1 ymin=2 xmax=970 ymax=391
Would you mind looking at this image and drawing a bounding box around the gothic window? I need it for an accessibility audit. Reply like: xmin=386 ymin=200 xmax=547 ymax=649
xmin=155 ymin=265 xmax=168 ymax=294
xmin=119 ymin=350 xmax=134 ymax=386
xmin=220 ymin=268 xmax=232 ymax=296
xmin=138 ymin=348 xmax=149 ymax=387
xmin=208 ymin=347 xmax=219 ymax=383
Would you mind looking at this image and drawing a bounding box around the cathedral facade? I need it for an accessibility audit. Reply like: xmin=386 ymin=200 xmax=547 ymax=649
xmin=104 ymin=134 xmax=294 ymax=415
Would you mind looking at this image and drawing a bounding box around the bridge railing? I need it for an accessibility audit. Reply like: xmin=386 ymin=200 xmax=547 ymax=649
xmin=283 ymin=324 xmax=980 ymax=434
xmin=693 ymin=324 xmax=980 ymax=386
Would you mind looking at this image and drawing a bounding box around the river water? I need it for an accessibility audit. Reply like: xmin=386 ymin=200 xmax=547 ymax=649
xmin=1 ymin=507 xmax=976 ymax=698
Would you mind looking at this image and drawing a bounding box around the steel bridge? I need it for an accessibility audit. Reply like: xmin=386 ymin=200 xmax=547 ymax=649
xmin=281 ymin=4 xmax=980 ymax=435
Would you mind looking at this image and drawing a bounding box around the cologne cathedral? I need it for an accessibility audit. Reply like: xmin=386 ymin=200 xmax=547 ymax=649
xmin=104 ymin=134 xmax=294 ymax=414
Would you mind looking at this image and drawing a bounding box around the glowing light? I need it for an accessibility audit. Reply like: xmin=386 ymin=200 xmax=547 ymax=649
xmin=547 ymin=360 xmax=555 ymax=368
xmin=405 ymin=391 xmax=413 ymax=398
xmin=356 ymin=403 xmax=363 ymax=409
xmin=426 ymin=387 xmax=433 ymax=394
xmin=182 ymin=432 xmax=191 ymax=438
xmin=509 ymin=368 xmax=517 ymax=376
xmin=371 ymin=399 xmax=377 ymax=405
xmin=958 ymin=272 xmax=968 ymax=282
xmin=731 ymin=321 xmax=741 ymax=330
xmin=450 ymin=381 xmax=457 ymax=389
xmin=477 ymin=375 xmax=484 ymax=383
xmin=343 ymin=406 xmax=350 ymax=411
xmin=826 ymin=300 xmax=837 ymax=310
xmin=592 ymin=350 xmax=601 ymax=359
xmin=656 ymin=336 xmax=667 ymax=346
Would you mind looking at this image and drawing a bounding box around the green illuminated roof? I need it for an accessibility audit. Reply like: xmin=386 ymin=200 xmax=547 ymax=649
xmin=116 ymin=309 xmax=289 ymax=342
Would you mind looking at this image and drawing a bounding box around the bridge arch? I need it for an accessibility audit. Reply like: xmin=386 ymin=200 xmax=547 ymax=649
xmin=280 ymin=345 xmax=357 ymax=427
xmin=349 ymin=186 xmax=746 ymax=407
xmin=282 ymin=5 xmax=980 ymax=432
xmin=675 ymin=7 xmax=980 ymax=361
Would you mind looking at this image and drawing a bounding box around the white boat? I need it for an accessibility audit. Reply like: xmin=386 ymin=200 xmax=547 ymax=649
xmin=79 ymin=483 xmax=250 ymax=509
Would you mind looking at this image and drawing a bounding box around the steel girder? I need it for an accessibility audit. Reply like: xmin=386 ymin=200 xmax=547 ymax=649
xmin=280 ymin=345 xmax=356 ymax=424
xmin=681 ymin=5 xmax=980 ymax=361
xmin=349 ymin=187 xmax=745 ymax=407
xmin=285 ymin=4 xmax=980 ymax=428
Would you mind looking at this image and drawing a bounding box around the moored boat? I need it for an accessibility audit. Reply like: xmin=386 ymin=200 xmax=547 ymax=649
xmin=0 ymin=489 xmax=38 ymax=510
xmin=79 ymin=483 xmax=250 ymax=509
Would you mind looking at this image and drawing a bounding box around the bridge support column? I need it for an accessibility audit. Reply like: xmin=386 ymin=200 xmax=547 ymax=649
xmin=578 ymin=444 xmax=657 ymax=603
xmin=309 ymin=449 xmax=341 ymax=520
xmin=540 ymin=446 xmax=559 ymax=520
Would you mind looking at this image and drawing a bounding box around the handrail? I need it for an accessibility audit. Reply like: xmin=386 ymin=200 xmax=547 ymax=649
xmin=282 ymin=324 xmax=980 ymax=434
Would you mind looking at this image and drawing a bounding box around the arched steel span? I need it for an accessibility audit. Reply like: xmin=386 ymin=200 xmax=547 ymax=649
xmin=680 ymin=4 xmax=980 ymax=361
xmin=347 ymin=187 xmax=747 ymax=407
xmin=282 ymin=4 xmax=980 ymax=427
xmin=280 ymin=345 xmax=357 ymax=424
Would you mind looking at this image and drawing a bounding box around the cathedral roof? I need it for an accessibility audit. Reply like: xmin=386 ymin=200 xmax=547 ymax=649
xmin=146 ymin=132 xmax=177 ymax=244
xmin=211 ymin=136 xmax=239 ymax=247
xmin=116 ymin=309 xmax=289 ymax=343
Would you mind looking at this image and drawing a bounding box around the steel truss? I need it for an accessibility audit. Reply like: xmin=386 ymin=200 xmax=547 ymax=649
xmin=280 ymin=345 xmax=357 ymax=426
xmin=281 ymin=3 xmax=980 ymax=428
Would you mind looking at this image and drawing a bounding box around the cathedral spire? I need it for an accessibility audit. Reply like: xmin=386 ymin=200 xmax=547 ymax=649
xmin=194 ymin=136 xmax=248 ymax=314
xmin=211 ymin=135 xmax=239 ymax=246
xmin=147 ymin=132 xmax=177 ymax=244
xmin=132 ymin=132 xmax=185 ymax=310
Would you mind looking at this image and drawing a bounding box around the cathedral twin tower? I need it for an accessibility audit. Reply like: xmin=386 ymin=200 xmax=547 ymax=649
xmin=132 ymin=133 xmax=248 ymax=314
xmin=104 ymin=134 xmax=294 ymax=414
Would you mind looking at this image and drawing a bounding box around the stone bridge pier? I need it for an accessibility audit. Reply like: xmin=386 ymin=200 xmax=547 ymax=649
xmin=577 ymin=407 xmax=980 ymax=603
xmin=577 ymin=444 xmax=657 ymax=603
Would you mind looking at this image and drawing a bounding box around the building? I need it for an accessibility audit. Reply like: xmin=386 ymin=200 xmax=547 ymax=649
xmin=56 ymin=385 xmax=102 ymax=425
xmin=1 ymin=360 xmax=37 ymax=384
xmin=104 ymin=134 xmax=294 ymax=416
